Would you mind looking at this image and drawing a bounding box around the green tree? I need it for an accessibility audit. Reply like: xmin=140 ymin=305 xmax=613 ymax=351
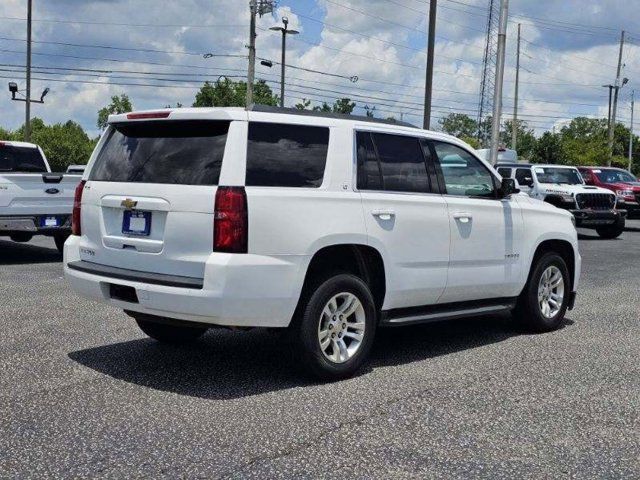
xmin=438 ymin=113 xmax=477 ymax=139
xmin=332 ymin=98 xmax=356 ymax=114
xmin=501 ymin=120 xmax=537 ymax=160
xmin=0 ymin=126 xmax=15 ymax=141
xmin=532 ymin=131 xmax=563 ymax=164
xmin=97 ymin=94 xmax=133 ymax=129
xmin=193 ymin=78 xmax=278 ymax=107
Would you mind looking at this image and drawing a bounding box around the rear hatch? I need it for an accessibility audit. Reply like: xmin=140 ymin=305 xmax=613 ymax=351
xmin=80 ymin=119 xmax=230 ymax=279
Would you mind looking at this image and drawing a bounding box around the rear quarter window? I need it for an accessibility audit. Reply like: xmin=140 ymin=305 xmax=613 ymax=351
xmin=245 ymin=122 xmax=329 ymax=188
xmin=89 ymin=120 xmax=230 ymax=185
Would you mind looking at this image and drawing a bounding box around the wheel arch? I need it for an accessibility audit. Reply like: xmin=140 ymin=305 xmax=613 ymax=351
xmin=529 ymin=239 xmax=576 ymax=292
xmin=294 ymin=243 xmax=387 ymax=323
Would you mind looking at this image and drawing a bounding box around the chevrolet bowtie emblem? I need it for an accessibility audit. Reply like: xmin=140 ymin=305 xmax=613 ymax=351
xmin=121 ymin=198 xmax=138 ymax=209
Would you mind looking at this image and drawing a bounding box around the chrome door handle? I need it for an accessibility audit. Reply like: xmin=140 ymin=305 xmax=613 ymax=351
xmin=452 ymin=212 xmax=472 ymax=223
xmin=372 ymin=209 xmax=395 ymax=220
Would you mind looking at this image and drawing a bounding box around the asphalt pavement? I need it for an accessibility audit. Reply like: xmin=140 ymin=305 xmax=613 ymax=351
xmin=1 ymin=223 xmax=639 ymax=478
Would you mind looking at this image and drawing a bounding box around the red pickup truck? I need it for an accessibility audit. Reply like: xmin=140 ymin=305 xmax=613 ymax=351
xmin=579 ymin=166 xmax=640 ymax=219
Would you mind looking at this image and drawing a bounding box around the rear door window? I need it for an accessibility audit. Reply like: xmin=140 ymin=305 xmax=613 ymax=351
xmin=245 ymin=122 xmax=329 ymax=188
xmin=356 ymin=132 xmax=431 ymax=193
xmin=89 ymin=120 xmax=230 ymax=185
xmin=0 ymin=145 xmax=48 ymax=172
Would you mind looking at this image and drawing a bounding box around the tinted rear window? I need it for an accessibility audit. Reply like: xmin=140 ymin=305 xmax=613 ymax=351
xmin=245 ymin=122 xmax=329 ymax=188
xmin=0 ymin=145 xmax=47 ymax=172
xmin=356 ymin=132 xmax=431 ymax=193
xmin=90 ymin=121 xmax=230 ymax=185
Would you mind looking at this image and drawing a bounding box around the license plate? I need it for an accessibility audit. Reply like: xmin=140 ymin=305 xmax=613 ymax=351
xmin=41 ymin=216 xmax=59 ymax=228
xmin=122 ymin=210 xmax=151 ymax=236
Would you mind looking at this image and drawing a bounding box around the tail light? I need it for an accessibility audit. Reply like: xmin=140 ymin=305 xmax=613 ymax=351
xmin=214 ymin=186 xmax=247 ymax=253
xmin=71 ymin=180 xmax=86 ymax=236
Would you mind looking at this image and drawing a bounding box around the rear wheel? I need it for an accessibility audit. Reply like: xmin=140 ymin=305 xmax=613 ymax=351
xmin=292 ymin=273 xmax=377 ymax=381
xmin=54 ymin=233 xmax=69 ymax=254
xmin=515 ymin=252 xmax=570 ymax=332
xmin=135 ymin=317 xmax=208 ymax=344
xmin=596 ymin=217 xmax=625 ymax=239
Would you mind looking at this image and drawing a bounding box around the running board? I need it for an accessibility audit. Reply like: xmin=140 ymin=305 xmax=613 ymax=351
xmin=380 ymin=297 xmax=517 ymax=327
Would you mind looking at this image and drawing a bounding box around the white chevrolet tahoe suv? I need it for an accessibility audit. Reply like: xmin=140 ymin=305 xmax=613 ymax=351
xmin=64 ymin=107 xmax=581 ymax=380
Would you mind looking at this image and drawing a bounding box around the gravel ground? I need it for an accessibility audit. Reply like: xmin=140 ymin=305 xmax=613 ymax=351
xmin=1 ymin=223 xmax=639 ymax=479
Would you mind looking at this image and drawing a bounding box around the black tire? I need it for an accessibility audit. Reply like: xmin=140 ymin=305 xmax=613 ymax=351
xmin=514 ymin=252 xmax=570 ymax=333
xmin=596 ymin=217 xmax=625 ymax=239
xmin=10 ymin=233 xmax=33 ymax=243
xmin=54 ymin=233 xmax=69 ymax=254
xmin=135 ymin=317 xmax=208 ymax=344
xmin=291 ymin=273 xmax=377 ymax=381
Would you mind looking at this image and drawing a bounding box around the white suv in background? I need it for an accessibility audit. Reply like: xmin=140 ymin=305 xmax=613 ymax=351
xmin=64 ymin=107 xmax=581 ymax=380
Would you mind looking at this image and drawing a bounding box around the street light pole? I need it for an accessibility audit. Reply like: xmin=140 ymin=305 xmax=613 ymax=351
xmin=607 ymin=30 xmax=626 ymax=166
xmin=629 ymin=90 xmax=635 ymax=173
xmin=270 ymin=17 xmax=299 ymax=108
xmin=512 ymin=22 xmax=521 ymax=150
xmin=489 ymin=0 xmax=509 ymax=166
xmin=423 ymin=0 xmax=437 ymax=130
xmin=25 ymin=0 xmax=32 ymax=142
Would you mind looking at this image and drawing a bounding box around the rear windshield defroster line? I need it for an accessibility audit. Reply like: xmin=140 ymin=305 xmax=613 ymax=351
xmin=89 ymin=120 xmax=230 ymax=185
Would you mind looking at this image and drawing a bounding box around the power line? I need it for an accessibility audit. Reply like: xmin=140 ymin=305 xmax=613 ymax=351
xmin=0 ymin=36 xmax=245 ymax=58
xmin=0 ymin=16 xmax=244 ymax=28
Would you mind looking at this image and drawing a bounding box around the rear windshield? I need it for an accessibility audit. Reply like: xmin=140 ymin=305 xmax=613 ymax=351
xmin=0 ymin=145 xmax=48 ymax=172
xmin=90 ymin=120 xmax=230 ymax=185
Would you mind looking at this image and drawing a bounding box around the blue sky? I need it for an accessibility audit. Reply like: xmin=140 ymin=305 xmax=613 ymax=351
xmin=1 ymin=0 xmax=639 ymax=137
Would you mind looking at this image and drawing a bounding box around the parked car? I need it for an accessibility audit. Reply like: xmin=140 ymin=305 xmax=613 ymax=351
xmin=0 ymin=140 xmax=82 ymax=252
xmin=578 ymin=166 xmax=640 ymax=219
xmin=497 ymin=163 xmax=626 ymax=239
xmin=64 ymin=106 xmax=581 ymax=380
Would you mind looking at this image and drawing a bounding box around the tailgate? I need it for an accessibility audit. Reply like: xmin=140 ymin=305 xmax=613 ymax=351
xmin=0 ymin=173 xmax=81 ymax=216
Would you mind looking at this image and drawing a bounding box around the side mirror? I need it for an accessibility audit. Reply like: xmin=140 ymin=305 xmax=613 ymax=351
xmin=499 ymin=178 xmax=519 ymax=197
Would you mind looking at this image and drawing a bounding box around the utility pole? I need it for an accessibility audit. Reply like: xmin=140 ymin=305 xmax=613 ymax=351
xmin=512 ymin=22 xmax=520 ymax=151
xmin=423 ymin=0 xmax=437 ymax=130
xmin=629 ymin=90 xmax=635 ymax=173
xmin=489 ymin=0 xmax=509 ymax=166
xmin=25 ymin=0 xmax=32 ymax=142
xmin=246 ymin=0 xmax=275 ymax=108
xmin=270 ymin=17 xmax=299 ymax=108
xmin=246 ymin=1 xmax=257 ymax=108
xmin=607 ymin=30 xmax=626 ymax=166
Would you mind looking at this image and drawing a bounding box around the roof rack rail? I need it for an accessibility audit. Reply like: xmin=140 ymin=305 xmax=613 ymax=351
xmin=248 ymin=104 xmax=418 ymax=128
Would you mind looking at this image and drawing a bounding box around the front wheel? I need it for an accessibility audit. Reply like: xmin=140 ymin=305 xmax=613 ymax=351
xmin=515 ymin=252 xmax=570 ymax=332
xmin=292 ymin=274 xmax=377 ymax=381
xmin=596 ymin=217 xmax=625 ymax=239
xmin=135 ymin=316 xmax=208 ymax=344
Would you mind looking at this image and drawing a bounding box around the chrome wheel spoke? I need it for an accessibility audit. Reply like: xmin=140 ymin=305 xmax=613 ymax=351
xmin=318 ymin=291 xmax=366 ymax=364
xmin=537 ymin=265 xmax=565 ymax=319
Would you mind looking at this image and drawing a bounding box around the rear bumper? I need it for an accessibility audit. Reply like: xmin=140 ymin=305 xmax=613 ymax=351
xmin=63 ymin=236 xmax=307 ymax=328
xmin=569 ymin=209 xmax=626 ymax=227
xmin=0 ymin=214 xmax=71 ymax=235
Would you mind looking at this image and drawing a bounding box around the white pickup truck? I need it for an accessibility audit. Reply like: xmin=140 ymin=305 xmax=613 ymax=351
xmin=0 ymin=140 xmax=81 ymax=252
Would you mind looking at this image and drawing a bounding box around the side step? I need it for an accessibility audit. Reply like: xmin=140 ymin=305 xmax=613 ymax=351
xmin=380 ymin=297 xmax=517 ymax=327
